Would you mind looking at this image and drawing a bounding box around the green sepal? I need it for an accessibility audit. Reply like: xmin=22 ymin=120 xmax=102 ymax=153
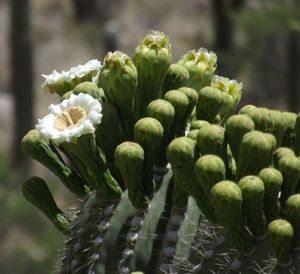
xmin=22 ymin=176 xmax=71 ymax=235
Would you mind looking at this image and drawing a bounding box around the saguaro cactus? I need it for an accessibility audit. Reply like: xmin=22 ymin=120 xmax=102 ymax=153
xmin=21 ymin=31 xmax=300 ymax=274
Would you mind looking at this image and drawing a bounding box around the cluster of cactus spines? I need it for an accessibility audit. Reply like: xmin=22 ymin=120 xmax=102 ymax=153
xmin=21 ymin=30 xmax=300 ymax=274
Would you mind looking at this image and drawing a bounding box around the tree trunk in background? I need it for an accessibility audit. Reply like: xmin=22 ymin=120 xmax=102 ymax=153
xmin=212 ymin=0 xmax=244 ymax=75
xmin=287 ymin=30 xmax=300 ymax=112
xmin=10 ymin=0 xmax=34 ymax=172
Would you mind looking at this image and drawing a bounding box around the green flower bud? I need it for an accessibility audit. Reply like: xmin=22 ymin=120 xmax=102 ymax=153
xmin=273 ymin=147 xmax=295 ymax=169
xmin=196 ymin=87 xmax=223 ymax=122
xmin=238 ymin=176 xmax=266 ymax=239
xmin=285 ymin=194 xmax=300 ymax=248
xmin=246 ymin=107 xmax=273 ymax=133
xmin=164 ymin=90 xmax=189 ymax=136
xmin=211 ymin=76 xmax=243 ymax=122
xmin=178 ymin=48 xmax=217 ymax=91
xmin=134 ymin=117 xmax=164 ymax=196
xmin=115 ymin=142 xmax=148 ymax=209
xmin=134 ymin=31 xmax=171 ymax=119
xmin=146 ymin=99 xmax=175 ymax=167
xmin=21 ymin=130 xmax=88 ymax=197
xmin=259 ymin=168 xmax=283 ymax=222
xmin=190 ymin=120 xmax=210 ymax=131
xmin=167 ymin=137 xmax=217 ymax=222
xmin=177 ymin=87 xmax=198 ymax=135
xmin=196 ymin=125 xmax=227 ymax=164
xmin=211 ymin=181 xmax=253 ymax=254
xmin=22 ymin=176 xmax=71 ymax=234
xmin=282 ymin=112 xmax=297 ymax=147
xmin=237 ymin=131 xmax=276 ymax=180
xmin=96 ymin=102 xmax=124 ymax=182
xmin=225 ymin=114 xmax=255 ymax=161
xmin=194 ymin=155 xmax=226 ymax=207
xmin=187 ymin=129 xmax=199 ymax=141
xmin=277 ymin=156 xmax=300 ymax=205
xmin=238 ymin=104 xmax=257 ymax=116
xmin=61 ymin=134 xmax=122 ymax=199
xmin=270 ymin=110 xmax=286 ymax=147
xmin=73 ymin=81 xmax=105 ymax=101
xmin=99 ymin=51 xmax=137 ymax=139
xmin=294 ymin=113 xmax=300 ymax=156
xmin=162 ymin=64 xmax=189 ymax=95
xmin=268 ymin=219 xmax=294 ymax=267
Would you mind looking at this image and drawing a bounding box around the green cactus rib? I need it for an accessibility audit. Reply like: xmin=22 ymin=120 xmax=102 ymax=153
xmin=211 ymin=180 xmax=253 ymax=254
xmin=60 ymin=133 xmax=122 ymax=199
xmin=238 ymin=176 xmax=266 ymax=239
xmin=259 ymin=168 xmax=283 ymax=222
xmin=22 ymin=176 xmax=71 ymax=235
xmin=21 ymin=130 xmax=88 ymax=197
xmin=268 ymin=219 xmax=294 ymax=267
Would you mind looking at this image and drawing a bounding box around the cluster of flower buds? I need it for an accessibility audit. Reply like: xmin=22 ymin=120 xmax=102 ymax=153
xmin=21 ymin=31 xmax=300 ymax=273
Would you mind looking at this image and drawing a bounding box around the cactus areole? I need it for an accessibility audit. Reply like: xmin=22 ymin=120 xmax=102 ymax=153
xmin=22 ymin=31 xmax=300 ymax=273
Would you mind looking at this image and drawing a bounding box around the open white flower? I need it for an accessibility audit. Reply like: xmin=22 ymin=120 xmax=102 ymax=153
xmin=36 ymin=93 xmax=102 ymax=145
xmin=42 ymin=59 xmax=102 ymax=94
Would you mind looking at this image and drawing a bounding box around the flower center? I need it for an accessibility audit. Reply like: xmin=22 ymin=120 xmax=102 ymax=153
xmin=53 ymin=106 xmax=87 ymax=131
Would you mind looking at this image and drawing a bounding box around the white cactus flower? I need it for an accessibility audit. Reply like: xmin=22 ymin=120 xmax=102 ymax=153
xmin=41 ymin=59 xmax=102 ymax=93
xmin=36 ymin=93 xmax=102 ymax=145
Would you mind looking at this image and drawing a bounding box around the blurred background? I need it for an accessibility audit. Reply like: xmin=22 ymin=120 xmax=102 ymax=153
xmin=0 ymin=0 xmax=299 ymax=273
